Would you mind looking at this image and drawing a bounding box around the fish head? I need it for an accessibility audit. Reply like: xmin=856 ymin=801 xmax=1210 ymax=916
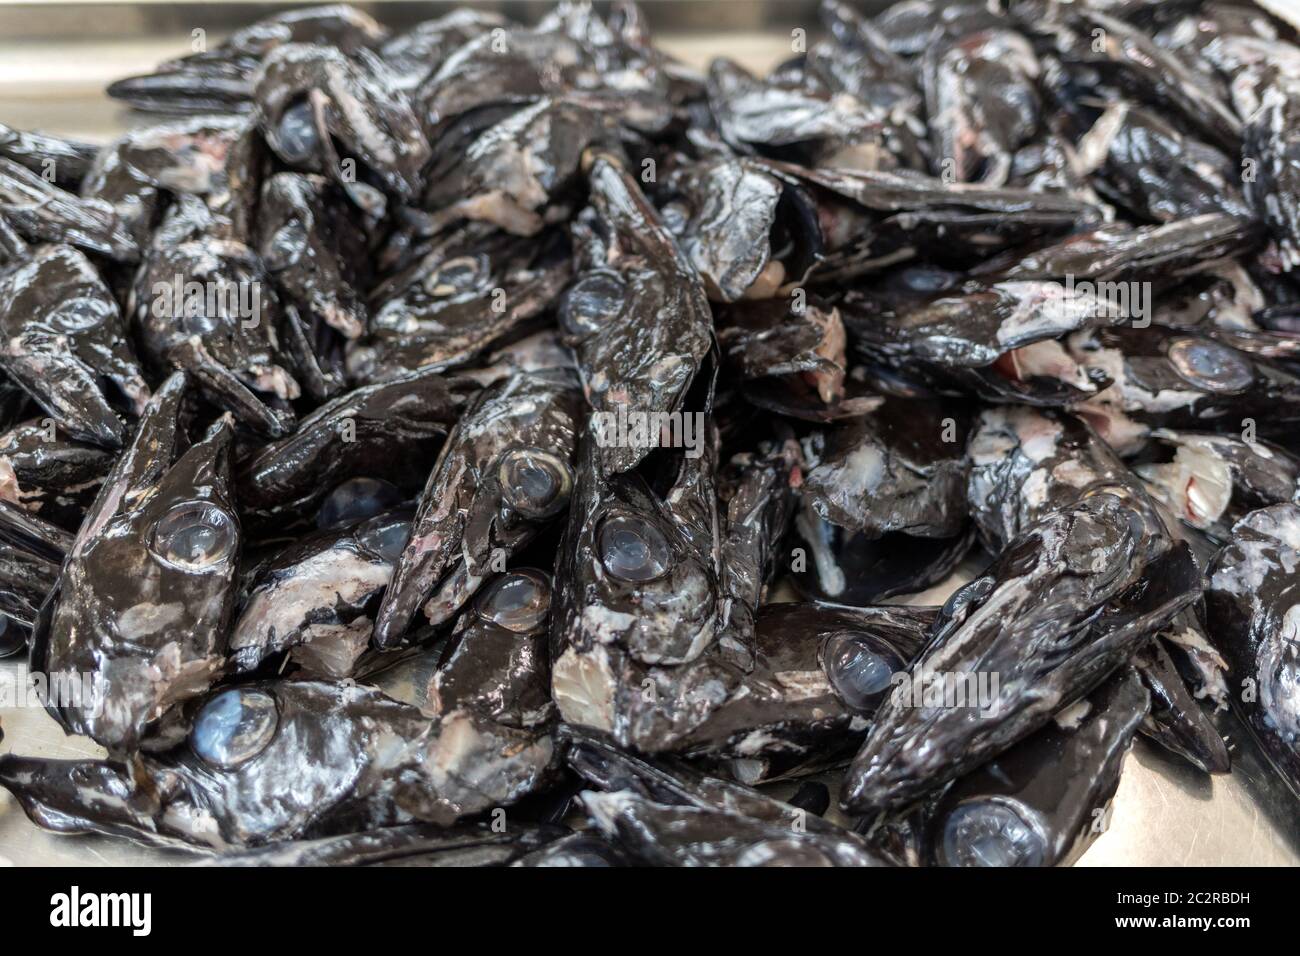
xmin=561 ymin=151 xmax=711 ymax=475
xmin=257 ymin=171 xmax=367 ymax=340
xmin=560 ymin=438 xmax=719 ymax=668
xmin=373 ymin=371 xmax=581 ymax=646
xmin=35 ymin=374 xmax=240 ymax=753
xmin=255 ymin=44 xmax=431 ymax=205
xmin=0 ymin=244 xmax=150 ymax=448
xmin=429 ymin=568 xmax=554 ymax=726
xmin=134 ymin=232 xmax=299 ymax=437
xmin=352 ymin=224 xmax=569 ymax=382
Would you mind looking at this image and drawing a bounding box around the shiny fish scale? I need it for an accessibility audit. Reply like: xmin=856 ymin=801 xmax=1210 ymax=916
xmin=4 ymin=0 xmax=1300 ymax=870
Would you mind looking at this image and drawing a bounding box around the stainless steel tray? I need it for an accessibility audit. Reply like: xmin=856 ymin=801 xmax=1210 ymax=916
xmin=2 ymin=0 xmax=1300 ymax=867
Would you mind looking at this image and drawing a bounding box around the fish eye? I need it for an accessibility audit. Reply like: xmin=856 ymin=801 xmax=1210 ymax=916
xmin=317 ymin=477 xmax=405 ymax=529
xmin=820 ymin=631 xmax=903 ymax=711
xmin=938 ymin=800 xmax=1046 ymax=868
xmin=597 ymin=515 xmax=672 ymax=583
xmin=190 ymin=688 xmax=278 ymax=770
xmin=0 ymin=613 xmax=27 ymax=659
xmin=559 ymin=271 xmax=625 ymax=339
xmin=150 ymin=501 xmax=237 ymax=571
xmin=356 ymin=513 xmax=411 ymax=563
xmin=477 ymin=568 xmax=551 ymax=632
xmin=499 ymin=448 xmax=572 ymax=519
xmin=425 ymin=255 xmax=487 ymax=297
xmin=1166 ymin=337 xmax=1254 ymax=393
xmin=276 ymin=99 xmax=321 ymax=164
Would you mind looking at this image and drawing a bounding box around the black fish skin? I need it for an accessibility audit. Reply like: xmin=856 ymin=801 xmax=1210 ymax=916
xmin=661 ymin=157 xmax=785 ymax=302
xmin=0 ymin=124 xmax=97 ymax=190
xmin=7 ymin=0 xmax=1300 ymax=868
xmin=421 ymin=99 xmax=618 ymax=236
xmin=236 ymin=368 xmax=476 ymax=526
xmin=206 ymin=823 xmax=565 ymax=867
xmin=676 ymin=602 xmax=937 ymax=779
xmin=924 ymin=669 xmax=1150 ymax=867
xmin=972 ymin=214 xmax=1262 ymax=283
xmin=428 ymin=569 xmax=556 ymax=728
xmin=1042 ymin=7 xmax=1243 ymax=151
xmin=843 ymin=493 xmax=1200 ymax=813
xmin=131 ymin=200 xmax=301 ymax=438
xmin=1206 ymin=504 xmax=1300 ymax=799
xmin=564 ymin=726 xmax=889 ymax=866
xmin=107 ymin=6 xmax=389 ymax=114
xmin=1132 ymin=430 xmax=1300 ymax=545
xmin=1243 ymin=81 xmax=1300 ymax=271
xmin=1076 ymin=102 xmax=1250 ymax=224
xmin=0 ymin=244 xmax=150 ymax=448
xmin=228 ymin=509 xmax=411 ymax=678
xmin=0 ymin=535 xmax=59 ymax=627
xmin=350 ymin=223 xmax=572 ymax=383
xmin=0 ymin=159 xmax=139 ymax=262
xmin=373 ymin=368 xmax=582 ymax=647
xmin=0 ymin=418 xmax=114 ymax=528
xmin=1068 ymin=325 xmax=1300 ymax=442
xmin=966 ymin=404 xmax=1228 ymax=776
xmin=562 ymin=151 xmax=713 ymax=476
xmin=0 ymin=494 xmax=67 ymax=627
xmin=801 ymin=398 xmax=969 ymax=539
xmin=760 ymin=159 xmax=1101 ymax=280
xmin=257 ymin=171 xmax=368 ymax=354
xmin=791 ymin=514 xmax=975 ymax=606
xmin=1131 ymin=638 xmax=1230 ymax=776
xmin=253 ymin=43 xmax=430 ymax=204
xmin=31 ymin=374 xmax=240 ymax=754
xmin=549 ymin=429 xmax=728 ymax=752
xmin=923 ymin=29 xmax=1041 ymax=187
xmin=83 ymin=116 xmax=261 ymax=249
xmin=0 ymin=680 xmax=555 ymax=850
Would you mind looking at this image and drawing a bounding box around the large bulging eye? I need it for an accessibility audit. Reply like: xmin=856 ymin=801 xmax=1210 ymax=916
xmin=821 ymin=631 xmax=902 ymax=711
xmin=0 ymin=613 xmax=28 ymax=659
xmin=357 ymin=513 xmax=411 ymax=563
xmin=597 ymin=515 xmax=672 ymax=583
xmin=499 ymin=448 xmax=572 ymax=519
xmin=276 ymin=99 xmax=321 ymax=164
xmin=477 ymin=568 xmax=551 ymax=632
xmin=151 ymin=501 xmax=237 ymax=570
xmin=317 ymin=477 xmax=404 ymax=529
xmin=559 ymin=272 xmax=625 ymax=339
xmin=938 ymin=800 xmax=1046 ymax=868
xmin=190 ymin=688 xmax=278 ymax=770
xmin=1167 ymin=337 xmax=1254 ymax=393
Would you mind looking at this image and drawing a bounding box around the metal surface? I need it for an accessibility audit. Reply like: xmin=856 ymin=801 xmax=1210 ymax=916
xmin=2 ymin=1 xmax=1300 ymax=867
xmin=0 ymin=1 xmax=839 ymax=41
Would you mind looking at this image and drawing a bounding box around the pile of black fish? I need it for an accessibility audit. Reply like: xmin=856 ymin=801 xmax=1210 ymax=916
xmin=1 ymin=0 xmax=1300 ymax=867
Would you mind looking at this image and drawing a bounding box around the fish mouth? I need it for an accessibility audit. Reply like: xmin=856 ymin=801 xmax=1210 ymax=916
xmin=167 ymin=336 xmax=297 ymax=438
